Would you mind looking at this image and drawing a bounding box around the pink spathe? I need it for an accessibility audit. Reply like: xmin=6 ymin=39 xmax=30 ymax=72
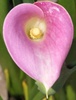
xmin=3 ymin=1 xmax=74 ymax=92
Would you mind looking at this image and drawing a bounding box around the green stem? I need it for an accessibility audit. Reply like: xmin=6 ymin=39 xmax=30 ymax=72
xmin=66 ymin=85 xmax=76 ymax=100
xmin=23 ymin=0 xmax=34 ymax=3
xmin=0 ymin=0 xmax=9 ymax=34
xmin=48 ymin=96 xmax=54 ymax=100
xmin=33 ymin=92 xmax=44 ymax=100
xmin=22 ymin=81 xmax=29 ymax=100
xmin=12 ymin=0 xmax=23 ymax=6
xmin=4 ymin=69 xmax=10 ymax=91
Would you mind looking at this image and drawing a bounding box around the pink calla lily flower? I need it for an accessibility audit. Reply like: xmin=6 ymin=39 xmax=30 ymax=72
xmin=3 ymin=1 xmax=73 ymax=96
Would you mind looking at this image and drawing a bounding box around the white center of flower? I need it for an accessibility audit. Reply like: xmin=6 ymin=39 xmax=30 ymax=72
xmin=24 ymin=17 xmax=46 ymax=41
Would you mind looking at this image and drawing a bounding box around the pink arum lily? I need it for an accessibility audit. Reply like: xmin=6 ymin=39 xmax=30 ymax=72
xmin=3 ymin=1 xmax=73 ymax=98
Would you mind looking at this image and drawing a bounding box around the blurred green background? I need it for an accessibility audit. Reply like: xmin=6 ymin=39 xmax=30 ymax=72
xmin=0 ymin=0 xmax=76 ymax=100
